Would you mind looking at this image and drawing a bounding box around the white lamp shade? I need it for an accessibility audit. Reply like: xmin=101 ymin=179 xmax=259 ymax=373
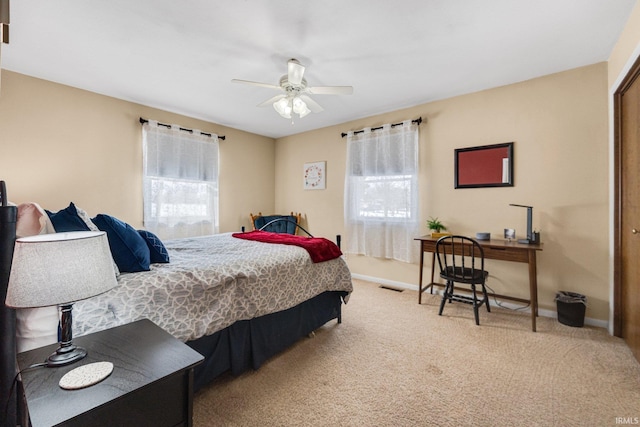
xmin=5 ymin=231 xmax=118 ymax=308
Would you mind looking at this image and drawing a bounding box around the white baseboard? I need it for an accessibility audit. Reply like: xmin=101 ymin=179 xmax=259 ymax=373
xmin=351 ymin=273 xmax=608 ymax=330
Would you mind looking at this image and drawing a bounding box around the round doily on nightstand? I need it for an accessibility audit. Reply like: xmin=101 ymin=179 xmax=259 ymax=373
xmin=59 ymin=361 xmax=114 ymax=390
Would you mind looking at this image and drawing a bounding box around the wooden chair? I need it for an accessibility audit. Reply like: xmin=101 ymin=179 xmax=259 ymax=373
xmin=250 ymin=212 xmax=302 ymax=235
xmin=435 ymin=235 xmax=490 ymax=325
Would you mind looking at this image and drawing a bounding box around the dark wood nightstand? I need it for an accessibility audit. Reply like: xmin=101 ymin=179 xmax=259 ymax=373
xmin=17 ymin=319 xmax=204 ymax=427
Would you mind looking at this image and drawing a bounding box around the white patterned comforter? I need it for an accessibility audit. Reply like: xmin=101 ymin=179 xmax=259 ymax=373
xmin=73 ymin=233 xmax=352 ymax=342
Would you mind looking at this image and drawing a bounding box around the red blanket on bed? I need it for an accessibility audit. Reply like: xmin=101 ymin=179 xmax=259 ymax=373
xmin=232 ymin=230 xmax=342 ymax=263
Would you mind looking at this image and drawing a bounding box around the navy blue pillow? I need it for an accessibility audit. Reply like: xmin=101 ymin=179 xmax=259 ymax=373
xmin=137 ymin=230 xmax=170 ymax=264
xmin=46 ymin=202 xmax=90 ymax=232
xmin=92 ymin=214 xmax=150 ymax=273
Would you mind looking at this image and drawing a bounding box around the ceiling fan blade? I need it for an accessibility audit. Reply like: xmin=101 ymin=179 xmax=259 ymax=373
xmin=257 ymin=94 xmax=286 ymax=107
xmin=308 ymin=85 xmax=354 ymax=95
xmin=299 ymin=95 xmax=324 ymax=113
xmin=287 ymin=59 xmax=305 ymax=85
xmin=231 ymin=79 xmax=281 ymax=90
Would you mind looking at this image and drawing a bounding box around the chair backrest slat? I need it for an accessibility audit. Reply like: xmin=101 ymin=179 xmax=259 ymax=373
xmin=435 ymin=235 xmax=485 ymax=282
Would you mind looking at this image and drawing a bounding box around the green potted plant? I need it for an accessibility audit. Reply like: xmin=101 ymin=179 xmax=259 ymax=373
xmin=427 ymin=217 xmax=450 ymax=238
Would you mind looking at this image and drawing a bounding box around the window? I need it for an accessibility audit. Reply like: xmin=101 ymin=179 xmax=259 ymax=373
xmin=353 ymin=174 xmax=415 ymax=220
xmin=142 ymin=121 xmax=219 ymax=240
xmin=344 ymin=121 xmax=420 ymax=263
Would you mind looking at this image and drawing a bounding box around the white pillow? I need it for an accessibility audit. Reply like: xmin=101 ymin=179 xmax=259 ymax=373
xmin=16 ymin=202 xmax=55 ymax=238
xmin=14 ymin=202 xmax=59 ymax=351
xmin=16 ymin=307 xmax=58 ymax=352
xmin=75 ymin=205 xmax=100 ymax=231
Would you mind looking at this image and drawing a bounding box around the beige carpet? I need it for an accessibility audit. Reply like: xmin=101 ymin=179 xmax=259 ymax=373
xmin=193 ymin=279 xmax=640 ymax=426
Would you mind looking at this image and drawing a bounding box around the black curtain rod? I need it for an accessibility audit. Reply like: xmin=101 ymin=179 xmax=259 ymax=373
xmin=341 ymin=117 xmax=422 ymax=138
xmin=139 ymin=117 xmax=226 ymax=140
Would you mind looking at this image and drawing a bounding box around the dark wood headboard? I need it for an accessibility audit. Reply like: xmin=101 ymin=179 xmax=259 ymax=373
xmin=0 ymin=180 xmax=18 ymax=426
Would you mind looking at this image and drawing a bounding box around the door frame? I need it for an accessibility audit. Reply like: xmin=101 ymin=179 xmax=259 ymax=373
xmin=613 ymin=54 xmax=640 ymax=337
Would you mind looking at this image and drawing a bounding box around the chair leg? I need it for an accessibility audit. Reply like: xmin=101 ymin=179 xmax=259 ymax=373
xmin=482 ymin=284 xmax=491 ymax=312
xmin=439 ymin=281 xmax=452 ymax=316
xmin=439 ymin=280 xmax=489 ymax=325
xmin=471 ymin=284 xmax=480 ymax=325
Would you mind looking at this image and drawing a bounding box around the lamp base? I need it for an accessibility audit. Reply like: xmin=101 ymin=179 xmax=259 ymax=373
xmin=46 ymin=344 xmax=87 ymax=367
xmin=46 ymin=303 xmax=87 ymax=367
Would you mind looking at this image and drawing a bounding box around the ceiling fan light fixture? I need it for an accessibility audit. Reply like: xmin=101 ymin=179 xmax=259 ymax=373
xmin=273 ymin=97 xmax=292 ymax=118
xmin=292 ymin=96 xmax=311 ymax=118
xmin=298 ymin=107 xmax=311 ymax=119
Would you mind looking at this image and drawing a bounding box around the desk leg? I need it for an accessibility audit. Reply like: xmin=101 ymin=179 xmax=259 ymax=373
xmin=418 ymin=247 xmax=438 ymax=304
xmin=418 ymin=246 xmax=424 ymax=304
xmin=430 ymin=253 xmax=436 ymax=294
xmin=528 ymin=250 xmax=539 ymax=332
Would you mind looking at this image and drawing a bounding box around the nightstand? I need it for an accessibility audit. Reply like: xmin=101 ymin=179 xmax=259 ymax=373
xmin=17 ymin=319 xmax=204 ymax=427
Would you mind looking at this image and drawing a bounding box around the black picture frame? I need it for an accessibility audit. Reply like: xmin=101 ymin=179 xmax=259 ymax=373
xmin=454 ymin=142 xmax=514 ymax=189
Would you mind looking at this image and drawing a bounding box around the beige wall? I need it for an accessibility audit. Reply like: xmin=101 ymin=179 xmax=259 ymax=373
xmin=276 ymin=63 xmax=610 ymax=321
xmin=0 ymin=70 xmax=275 ymax=233
xmin=3 ymin=46 xmax=635 ymax=324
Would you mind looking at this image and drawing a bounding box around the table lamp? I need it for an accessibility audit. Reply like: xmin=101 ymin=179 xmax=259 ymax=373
xmin=509 ymin=203 xmax=540 ymax=244
xmin=5 ymin=231 xmax=118 ymax=367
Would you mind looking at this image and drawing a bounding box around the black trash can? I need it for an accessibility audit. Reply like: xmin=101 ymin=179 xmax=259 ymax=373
xmin=555 ymin=291 xmax=587 ymax=327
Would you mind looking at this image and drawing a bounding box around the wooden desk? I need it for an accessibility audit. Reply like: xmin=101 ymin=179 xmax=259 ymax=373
xmin=416 ymin=235 xmax=543 ymax=331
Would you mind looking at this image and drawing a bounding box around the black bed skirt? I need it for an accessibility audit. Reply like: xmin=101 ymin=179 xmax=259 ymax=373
xmin=186 ymin=290 xmax=347 ymax=391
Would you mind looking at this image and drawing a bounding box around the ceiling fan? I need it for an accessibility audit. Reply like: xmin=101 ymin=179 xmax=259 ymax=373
xmin=232 ymin=58 xmax=353 ymax=119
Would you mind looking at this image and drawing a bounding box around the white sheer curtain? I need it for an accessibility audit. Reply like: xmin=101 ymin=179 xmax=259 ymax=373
xmin=344 ymin=120 xmax=420 ymax=263
xmin=142 ymin=121 xmax=219 ymax=240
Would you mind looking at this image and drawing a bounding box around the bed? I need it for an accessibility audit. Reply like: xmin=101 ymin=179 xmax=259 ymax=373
xmin=0 ymin=195 xmax=352 ymax=424
xmin=72 ymin=231 xmax=352 ymax=390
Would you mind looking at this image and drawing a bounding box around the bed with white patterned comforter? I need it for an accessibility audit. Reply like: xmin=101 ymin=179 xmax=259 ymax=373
xmin=73 ymin=232 xmax=353 ymax=342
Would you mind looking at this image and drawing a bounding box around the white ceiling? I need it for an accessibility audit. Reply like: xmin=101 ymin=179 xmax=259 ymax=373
xmin=2 ymin=0 xmax=636 ymax=139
